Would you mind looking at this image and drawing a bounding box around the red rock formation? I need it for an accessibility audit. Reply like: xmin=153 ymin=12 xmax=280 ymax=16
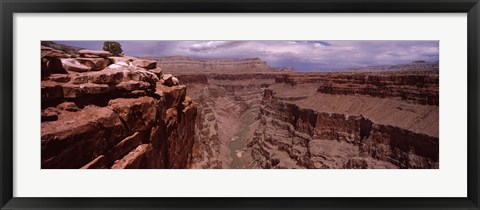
xmin=41 ymin=45 xmax=197 ymax=169
xmin=245 ymin=89 xmax=439 ymax=169
xmin=274 ymin=72 xmax=439 ymax=105
xmin=315 ymin=73 xmax=439 ymax=105
xmin=169 ymin=68 xmax=438 ymax=169
xmin=185 ymin=73 xmax=276 ymax=168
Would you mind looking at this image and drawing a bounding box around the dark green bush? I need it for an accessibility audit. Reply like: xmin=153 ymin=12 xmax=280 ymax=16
xmin=103 ymin=41 xmax=123 ymax=56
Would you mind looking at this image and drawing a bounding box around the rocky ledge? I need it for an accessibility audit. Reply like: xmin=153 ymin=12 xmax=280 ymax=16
xmin=41 ymin=46 xmax=196 ymax=169
xmin=275 ymin=72 xmax=439 ymax=105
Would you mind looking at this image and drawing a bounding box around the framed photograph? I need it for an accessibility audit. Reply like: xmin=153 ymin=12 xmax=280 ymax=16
xmin=1 ymin=0 xmax=479 ymax=209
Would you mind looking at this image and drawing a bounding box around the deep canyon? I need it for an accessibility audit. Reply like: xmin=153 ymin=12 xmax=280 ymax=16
xmin=41 ymin=44 xmax=439 ymax=169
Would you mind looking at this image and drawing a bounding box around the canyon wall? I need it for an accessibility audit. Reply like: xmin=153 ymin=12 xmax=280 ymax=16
xmin=244 ymin=71 xmax=439 ymax=169
xmin=179 ymin=73 xmax=276 ymax=168
xmin=343 ymin=60 xmax=439 ymax=72
xmin=154 ymin=57 xmax=439 ymax=169
xmin=145 ymin=57 xmax=272 ymax=73
xmin=246 ymin=95 xmax=438 ymax=169
xmin=276 ymin=72 xmax=439 ymax=105
xmin=41 ymin=46 xmax=197 ymax=169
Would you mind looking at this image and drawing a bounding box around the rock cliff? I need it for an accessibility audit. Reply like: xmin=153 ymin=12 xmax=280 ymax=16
xmin=41 ymin=46 xmax=197 ymax=169
xmin=144 ymin=57 xmax=272 ymax=73
xmin=245 ymin=95 xmax=438 ymax=169
xmin=243 ymin=71 xmax=439 ymax=169
xmin=344 ymin=60 xmax=439 ymax=72
xmin=274 ymin=72 xmax=439 ymax=105
xmin=157 ymin=63 xmax=439 ymax=169
xmin=184 ymin=73 xmax=276 ymax=168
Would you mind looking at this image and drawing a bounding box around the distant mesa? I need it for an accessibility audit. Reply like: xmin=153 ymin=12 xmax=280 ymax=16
xmin=343 ymin=60 xmax=439 ymax=72
xmin=142 ymin=56 xmax=273 ymax=74
xmin=271 ymin=66 xmax=296 ymax=72
xmin=412 ymin=60 xmax=427 ymax=63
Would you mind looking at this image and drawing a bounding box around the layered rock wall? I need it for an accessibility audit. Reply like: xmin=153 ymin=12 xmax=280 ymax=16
xmin=275 ymin=72 xmax=439 ymax=105
xmin=147 ymin=57 xmax=272 ymax=73
xmin=344 ymin=61 xmax=439 ymax=72
xmin=247 ymin=90 xmax=439 ymax=169
xmin=41 ymin=46 xmax=197 ymax=169
xmin=186 ymin=73 xmax=276 ymax=168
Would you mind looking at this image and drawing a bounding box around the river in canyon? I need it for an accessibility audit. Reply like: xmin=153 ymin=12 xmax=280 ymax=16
xmin=229 ymin=108 xmax=258 ymax=168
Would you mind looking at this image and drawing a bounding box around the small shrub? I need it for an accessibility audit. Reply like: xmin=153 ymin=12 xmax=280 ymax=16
xmin=103 ymin=41 xmax=123 ymax=56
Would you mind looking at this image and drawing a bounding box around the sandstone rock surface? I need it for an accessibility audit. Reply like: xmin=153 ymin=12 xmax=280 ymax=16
xmin=41 ymin=44 xmax=197 ymax=169
xmin=76 ymin=58 xmax=110 ymax=71
xmin=61 ymin=58 xmax=92 ymax=72
xmin=133 ymin=59 xmax=157 ymax=69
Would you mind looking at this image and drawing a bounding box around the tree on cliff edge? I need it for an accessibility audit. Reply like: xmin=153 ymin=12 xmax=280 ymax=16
xmin=103 ymin=41 xmax=123 ymax=56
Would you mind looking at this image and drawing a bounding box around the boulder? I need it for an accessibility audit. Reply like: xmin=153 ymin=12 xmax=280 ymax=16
xmin=56 ymin=102 xmax=79 ymax=112
xmin=48 ymin=74 xmax=70 ymax=83
xmin=108 ymin=56 xmax=136 ymax=64
xmin=162 ymin=74 xmax=180 ymax=87
xmin=132 ymin=59 xmax=156 ymax=69
xmin=81 ymin=54 xmax=102 ymax=58
xmin=150 ymin=67 xmax=163 ymax=79
xmin=41 ymin=107 xmax=59 ymax=122
xmin=78 ymin=49 xmax=112 ymax=58
xmin=172 ymin=77 xmax=179 ymax=86
xmin=76 ymin=58 xmax=110 ymax=71
xmin=42 ymin=58 xmax=68 ymax=78
xmin=162 ymin=74 xmax=172 ymax=81
xmin=61 ymin=58 xmax=91 ymax=72
xmin=41 ymin=46 xmax=71 ymax=58
xmin=108 ymin=63 xmax=129 ymax=69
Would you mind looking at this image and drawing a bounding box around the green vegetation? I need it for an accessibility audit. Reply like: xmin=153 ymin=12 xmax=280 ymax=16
xmin=103 ymin=41 xmax=123 ymax=56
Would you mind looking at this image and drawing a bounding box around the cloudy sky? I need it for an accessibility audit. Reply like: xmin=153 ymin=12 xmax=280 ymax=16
xmin=55 ymin=40 xmax=439 ymax=71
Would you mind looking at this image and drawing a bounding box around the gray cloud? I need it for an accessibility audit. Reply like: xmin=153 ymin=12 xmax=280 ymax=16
xmin=188 ymin=41 xmax=244 ymax=52
xmin=54 ymin=40 xmax=439 ymax=71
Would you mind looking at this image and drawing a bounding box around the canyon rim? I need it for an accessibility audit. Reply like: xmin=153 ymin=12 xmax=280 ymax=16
xmin=41 ymin=40 xmax=439 ymax=169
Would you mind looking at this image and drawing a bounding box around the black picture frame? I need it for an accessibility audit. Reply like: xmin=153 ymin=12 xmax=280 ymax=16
xmin=1 ymin=0 xmax=479 ymax=209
